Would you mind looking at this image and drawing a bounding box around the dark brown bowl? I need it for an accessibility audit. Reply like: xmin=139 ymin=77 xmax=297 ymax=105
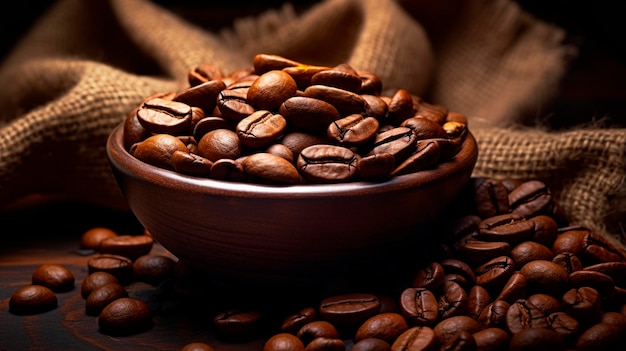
xmin=106 ymin=123 xmax=478 ymax=287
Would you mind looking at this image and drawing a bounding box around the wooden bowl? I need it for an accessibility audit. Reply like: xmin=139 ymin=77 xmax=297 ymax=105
xmin=106 ymin=123 xmax=478 ymax=288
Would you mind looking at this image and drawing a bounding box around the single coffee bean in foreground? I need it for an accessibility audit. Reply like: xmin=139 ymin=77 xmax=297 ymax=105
xmin=98 ymin=297 xmax=153 ymax=335
xmin=9 ymin=285 xmax=58 ymax=315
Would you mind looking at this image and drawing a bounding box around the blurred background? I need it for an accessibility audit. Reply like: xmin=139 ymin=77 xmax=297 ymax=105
xmin=1 ymin=0 xmax=625 ymax=131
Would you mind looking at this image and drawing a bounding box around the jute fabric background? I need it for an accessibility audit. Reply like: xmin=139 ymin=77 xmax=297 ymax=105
xmin=0 ymin=0 xmax=624 ymax=246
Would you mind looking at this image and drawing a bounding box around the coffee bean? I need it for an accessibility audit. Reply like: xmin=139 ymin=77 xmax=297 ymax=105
xmin=304 ymin=337 xmax=346 ymax=351
xmin=505 ymin=299 xmax=548 ymax=334
xmin=80 ymin=227 xmax=118 ymax=250
xmin=472 ymin=327 xmax=509 ymax=351
xmin=196 ymin=128 xmax=243 ymax=162
xmin=213 ymin=309 xmax=263 ymax=338
xmin=354 ymin=313 xmax=409 ymax=344
xmin=477 ymin=300 xmax=510 ymax=329
xmin=310 ymin=66 xmax=362 ymax=93
xmin=509 ymin=327 xmax=566 ymax=351
xmin=390 ymin=326 xmax=436 ymax=351
xmin=519 ymin=260 xmax=568 ymax=296
xmin=242 ymin=152 xmax=301 ymax=185
xmin=132 ymin=254 xmax=176 ymax=286
xmin=180 ymin=342 xmax=216 ymax=351
xmin=87 ymin=254 xmax=134 ymax=284
xmin=85 ymin=282 xmax=128 ymax=316
xmin=474 ymin=256 xmax=515 ymax=293
xmin=576 ymin=322 xmax=625 ymax=351
xmin=495 ymin=272 xmax=527 ymax=304
xmin=9 ymin=285 xmax=58 ymax=315
xmin=546 ymin=311 xmax=580 ymax=344
xmin=399 ymin=288 xmax=438 ymax=327
xmin=412 ymin=262 xmax=446 ymax=290
xmin=263 ymin=332 xmax=305 ymax=351
xmin=132 ymin=134 xmax=189 ymax=171
xmin=466 ymin=285 xmax=491 ymax=320
xmin=98 ymin=234 xmax=154 ymax=260
xmin=350 ymin=338 xmax=391 ymax=351
xmin=327 ymin=114 xmax=379 ymax=147
xmin=470 ymin=178 xmax=510 ymax=218
xmin=511 ymin=241 xmax=554 ymax=267
xmin=296 ymin=321 xmax=340 ymax=345
xmin=280 ymin=307 xmax=317 ymax=335
xmin=438 ymin=281 xmax=468 ymax=319
xmin=297 ymin=144 xmax=359 ymax=183
xmin=433 ymin=316 xmax=481 ymax=347
xmin=561 ymin=287 xmax=602 ymax=325
xmin=98 ymin=297 xmax=152 ymax=335
xmin=187 ymin=63 xmax=224 ymax=86
xmin=81 ymin=271 xmax=120 ymax=299
xmin=279 ymin=96 xmax=340 ymax=133
xmin=319 ymin=293 xmax=381 ymax=329
xmin=31 ymin=263 xmax=75 ymax=293
xmin=477 ymin=213 xmax=535 ymax=244
xmin=236 ymin=110 xmax=287 ymax=148
xmin=136 ymin=98 xmax=193 ymax=134
xmin=508 ymin=180 xmax=554 ymax=218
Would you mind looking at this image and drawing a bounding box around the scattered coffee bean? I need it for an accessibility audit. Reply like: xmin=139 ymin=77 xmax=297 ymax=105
xmin=31 ymin=263 xmax=75 ymax=293
xmin=9 ymin=285 xmax=58 ymax=315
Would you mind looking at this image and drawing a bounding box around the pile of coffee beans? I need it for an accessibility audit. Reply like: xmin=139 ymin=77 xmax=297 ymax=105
xmin=8 ymin=177 xmax=626 ymax=350
xmin=123 ymin=54 xmax=469 ymax=184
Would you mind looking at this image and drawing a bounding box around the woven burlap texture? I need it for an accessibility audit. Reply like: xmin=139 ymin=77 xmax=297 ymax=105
xmin=0 ymin=0 xmax=624 ymax=244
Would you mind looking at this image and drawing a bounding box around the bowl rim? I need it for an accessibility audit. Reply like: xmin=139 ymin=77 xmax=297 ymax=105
xmin=106 ymin=122 xmax=478 ymax=199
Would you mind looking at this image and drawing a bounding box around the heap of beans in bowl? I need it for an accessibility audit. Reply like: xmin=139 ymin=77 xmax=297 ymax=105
xmin=123 ymin=54 xmax=469 ymax=184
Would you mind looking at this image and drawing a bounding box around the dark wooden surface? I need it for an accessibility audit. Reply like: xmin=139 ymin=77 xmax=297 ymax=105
xmin=0 ymin=200 xmax=268 ymax=351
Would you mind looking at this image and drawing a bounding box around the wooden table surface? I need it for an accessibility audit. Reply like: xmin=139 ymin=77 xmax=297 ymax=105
xmin=0 ymin=199 xmax=269 ymax=351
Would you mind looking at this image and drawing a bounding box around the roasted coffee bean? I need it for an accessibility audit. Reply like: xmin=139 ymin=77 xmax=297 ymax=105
xmin=576 ymin=322 xmax=625 ymax=351
xmin=98 ymin=297 xmax=152 ymax=335
xmin=474 ymin=256 xmax=515 ymax=292
xmin=171 ymin=150 xmax=213 ymax=176
xmin=282 ymin=64 xmax=331 ymax=90
xmin=87 ymin=254 xmax=134 ymax=284
xmin=508 ymin=180 xmax=554 ymax=218
xmin=213 ymin=309 xmax=263 ymax=338
xmin=440 ymin=258 xmax=476 ymax=285
xmin=196 ymin=128 xmax=243 ymax=162
xmin=470 ymin=177 xmax=510 ymax=220
xmin=440 ymin=330 xmax=476 ymax=351
xmin=477 ymin=213 xmax=535 ymax=244
xmin=280 ymin=307 xmax=317 ymax=335
xmin=442 ymin=121 xmax=467 ymax=140
xmin=449 ymin=214 xmax=481 ymax=244
xmin=356 ymin=153 xmax=396 ymax=180
xmin=280 ymin=132 xmax=333 ymax=159
xmin=216 ymin=86 xmax=256 ymax=121
xmin=385 ymin=89 xmax=414 ymax=125
xmin=390 ymin=326 xmax=436 ymax=351
xmin=85 ymin=282 xmax=128 ymax=316
xmin=600 ymin=311 xmax=626 ymax=330
xmin=123 ymin=108 xmax=151 ymax=150
xmin=457 ymin=240 xmax=511 ymax=267
xmin=412 ymin=262 xmax=446 ymax=290
xmin=472 ymin=327 xmax=509 ymax=351
xmin=253 ymin=54 xmax=301 ymax=74
xmin=362 ymin=94 xmax=388 ymax=119
xmin=400 ymin=117 xmax=448 ymax=141
xmin=561 ymin=286 xmax=602 ymax=325
xmin=188 ymin=63 xmax=224 ymax=86
xmin=236 ymin=110 xmax=287 ymax=148
xmin=519 ymin=260 xmax=568 ymax=296
xmin=584 ymin=261 xmax=626 ymax=286
xmin=546 ymin=311 xmax=580 ymax=344
xmin=399 ymin=288 xmax=438 ymax=326
xmin=357 ymin=71 xmax=383 ymax=96
xmin=552 ymin=252 xmax=583 ymax=274
xmin=263 ymin=332 xmax=305 ymax=351
xmin=366 ymin=127 xmax=416 ymax=166
xmin=477 ymin=300 xmax=510 ymax=329
xmin=279 ymin=96 xmax=340 ymax=133
xmin=304 ymin=337 xmax=345 ymax=351
xmin=180 ymin=342 xmax=216 ymax=351
xmin=132 ymin=254 xmax=176 ymax=286
xmin=98 ymin=234 xmax=154 ymax=260
xmin=132 ymin=134 xmax=189 ymax=171
xmin=80 ymin=227 xmax=118 ymax=250
xmin=265 ymin=143 xmax=295 ymax=164
xmin=510 ymin=241 xmax=554 ymax=267
xmin=568 ymin=270 xmax=615 ymax=297
xmin=318 ymin=293 xmax=380 ymax=329
xmin=509 ymin=327 xmax=566 ymax=351
xmin=438 ymin=281 xmax=468 ymax=319
xmin=350 ymin=338 xmax=391 ymax=351
xmin=210 ymin=158 xmax=246 ymax=182
xmin=173 ymin=80 xmax=226 ymax=114
xmin=466 ymin=285 xmax=491 ymax=320
xmin=31 ymin=264 xmax=75 ymax=293
xmin=9 ymin=285 xmax=58 ymax=315
xmin=354 ymin=313 xmax=409 ymax=344
xmin=327 ymin=114 xmax=379 ymax=147
xmin=296 ymin=321 xmax=340 ymax=345
xmin=433 ymin=316 xmax=481 ymax=347
xmin=193 ymin=116 xmax=232 ymax=141
xmin=529 ymin=214 xmax=559 ymax=247
xmin=136 ymin=98 xmax=193 ymax=134
xmin=303 ymin=84 xmax=366 ymax=116
xmin=310 ymin=67 xmax=362 ymax=93
xmin=297 ymin=144 xmax=359 ymax=183
xmin=527 ymin=293 xmax=561 ymax=315
xmin=412 ymin=101 xmax=447 ymax=124
xmin=495 ymin=272 xmax=527 ymax=304
xmin=552 ymin=229 xmax=626 ymax=264
xmin=390 ymin=139 xmax=440 ymax=177
xmin=81 ymin=271 xmax=120 ymax=299
xmin=505 ymin=299 xmax=548 ymax=334
xmin=242 ymin=152 xmax=301 ymax=184
xmin=247 ymin=70 xmax=297 ymax=110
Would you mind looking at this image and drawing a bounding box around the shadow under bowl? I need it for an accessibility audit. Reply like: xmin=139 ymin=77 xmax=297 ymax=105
xmin=106 ymin=123 xmax=478 ymax=288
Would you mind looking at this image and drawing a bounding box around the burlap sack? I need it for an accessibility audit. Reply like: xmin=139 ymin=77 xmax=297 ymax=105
xmin=0 ymin=0 xmax=624 ymax=246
